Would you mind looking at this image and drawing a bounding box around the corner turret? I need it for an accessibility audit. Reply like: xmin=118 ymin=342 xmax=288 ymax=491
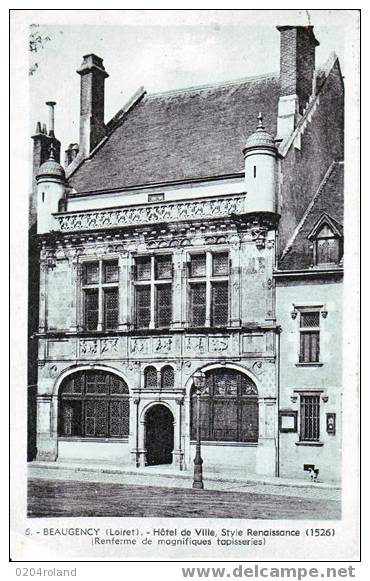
xmin=36 ymin=144 xmax=66 ymax=233
xmin=243 ymin=113 xmax=278 ymax=215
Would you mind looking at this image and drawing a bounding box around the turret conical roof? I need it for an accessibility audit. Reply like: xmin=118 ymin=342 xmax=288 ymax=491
xmin=36 ymin=144 xmax=65 ymax=180
xmin=243 ymin=113 xmax=276 ymax=152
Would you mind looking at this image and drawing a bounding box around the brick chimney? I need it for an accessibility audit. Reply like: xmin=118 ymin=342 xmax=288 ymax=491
xmin=77 ymin=54 xmax=109 ymax=156
xmin=276 ymin=25 xmax=319 ymax=141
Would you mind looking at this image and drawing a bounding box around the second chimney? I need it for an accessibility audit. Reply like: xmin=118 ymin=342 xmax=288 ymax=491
xmin=276 ymin=25 xmax=319 ymax=141
xmin=77 ymin=54 xmax=109 ymax=156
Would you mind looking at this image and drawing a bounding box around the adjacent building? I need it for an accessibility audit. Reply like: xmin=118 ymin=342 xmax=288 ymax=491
xmin=30 ymin=25 xmax=344 ymax=481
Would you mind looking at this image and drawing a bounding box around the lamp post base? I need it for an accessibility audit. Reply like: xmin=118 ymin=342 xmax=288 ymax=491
xmin=192 ymin=444 xmax=204 ymax=489
xmin=192 ymin=480 xmax=204 ymax=490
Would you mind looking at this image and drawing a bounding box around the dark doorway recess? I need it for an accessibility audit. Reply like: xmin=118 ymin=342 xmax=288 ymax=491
xmin=145 ymin=405 xmax=174 ymax=466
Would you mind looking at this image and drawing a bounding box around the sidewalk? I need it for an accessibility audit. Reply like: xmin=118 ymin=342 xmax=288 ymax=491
xmin=28 ymin=459 xmax=341 ymax=500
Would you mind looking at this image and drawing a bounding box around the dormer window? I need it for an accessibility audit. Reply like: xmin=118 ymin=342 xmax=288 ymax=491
xmin=315 ymin=225 xmax=340 ymax=265
xmin=308 ymin=214 xmax=343 ymax=267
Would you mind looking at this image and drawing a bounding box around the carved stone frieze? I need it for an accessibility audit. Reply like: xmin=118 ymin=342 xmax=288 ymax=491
xmin=131 ymin=338 xmax=148 ymax=354
xmin=185 ymin=336 xmax=206 ymax=353
xmin=101 ymin=338 xmax=119 ymax=354
xmin=79 ymin=337 xmax=120 ymax=357
xmin=55 ymin=195 xmax=245 ymax=232
xmin=209 ymin=336 xmax=229 ymax=352
xmin=80 ymin=339 xmax=98 ymax=356
xmin=154 ymin=337 xmax=172 ymax=353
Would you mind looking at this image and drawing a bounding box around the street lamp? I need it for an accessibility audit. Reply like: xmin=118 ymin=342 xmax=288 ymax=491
xmin=192 ymin=370 xmax=206 ymax=490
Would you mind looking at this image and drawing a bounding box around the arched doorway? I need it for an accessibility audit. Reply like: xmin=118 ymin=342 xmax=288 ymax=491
xmin=145 ymin=405 xmax=174 ymax=466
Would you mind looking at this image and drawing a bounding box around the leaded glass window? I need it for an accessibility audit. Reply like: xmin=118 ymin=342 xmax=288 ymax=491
xmin=84 ymin=290 xmax=99 ymax=331
xmin=211 ymin=281 xmax=229 ymax=326
xmin=58 ymin=371 xmax=129 ymax=439
xmin=144 ymin=366 xmax=158 ymax=388
xmin=103 ymin=261 xmax=119 ymax=283
xmin=82 ymin=259 xmax=119 ymax=331
xmin=156 ymin=285 xmax=172 ymax=328
xmin=134 ymin=255 xmax=173 ymax=328
xmin=135 ymin=257 xmax=151 ymax=281
xmin=155 ymin=256 xmax=173 ymax=280
xmin=188 ymin=251 xmax=229 ymax=328
xmin=190 ymin=369 xmax=258 ymax=443
xmin=104 ymin=288 xmax=119 ymax=330
xmin=190 ymin=283 xmax=206 ymax=326
xmin=136 ymin=286 xmax=151 ymax=329
xmin=189 ymin=254 xmax=206 ymax=278
xmin=161 ymin=366 xmax=175 ymax=389
xmin=83 ymin=262 xmax=99 ymax=285
xmin=212 ymin=253 xmax=229 ymax=276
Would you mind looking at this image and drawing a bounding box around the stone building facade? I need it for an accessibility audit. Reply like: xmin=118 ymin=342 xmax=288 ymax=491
xmin=30 ymin=25 xmax=344 ymax=481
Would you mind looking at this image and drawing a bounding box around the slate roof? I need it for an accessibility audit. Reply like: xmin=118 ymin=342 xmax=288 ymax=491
xmin=278 ymin=161 xmax=344 ymax=270
xmin=68 ymin=74 xmax=280 ymax=193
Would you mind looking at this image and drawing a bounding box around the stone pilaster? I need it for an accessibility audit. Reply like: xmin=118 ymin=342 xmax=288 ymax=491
xmin=230 ymin=239 xmax=241 ymax=327
xmin=256 ymin=397 xmax=277 ymax=476
xmin=171 ymin=250 xmax=185 ymax=329
xmin=36 ymin=394 xmax=58 ymax=461
xmin=119 ymin=252 xmax=130 ymax=331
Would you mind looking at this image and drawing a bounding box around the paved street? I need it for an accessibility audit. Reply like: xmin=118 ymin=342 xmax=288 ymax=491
xmin=28 ymin=476 xmax=340 ymax=520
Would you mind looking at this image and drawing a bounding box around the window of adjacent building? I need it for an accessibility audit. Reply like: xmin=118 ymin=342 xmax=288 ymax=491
xmin=299 ymin=310 xmax=320 ymax=363
xmin=58 ymin=371 xmax=129 ymax=439
xmin=82 ymin=260 xmax=119 ymax=331
xmin=315 ymin=224 xmax=341 ymax=265
xmin=300 ymin=394 xmax=320 ymax=442
xmin=188 ymin=252 xmax=229 ymax=327
xmin=134 ymin=255 xmax=173 ymax=329
xmin=190 ymin=369 xmax=258 ymax=443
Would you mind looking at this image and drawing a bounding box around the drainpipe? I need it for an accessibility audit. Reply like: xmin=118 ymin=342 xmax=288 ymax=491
xmin=276 ymin=327 xmax=281 ymax=477
xmin=275 ymin=227 xmax=281 ymax=478
xmin=134 ymin=397 xmax=140 ymax=468
xmin=176 ymin=397 xmax=184 ymax=471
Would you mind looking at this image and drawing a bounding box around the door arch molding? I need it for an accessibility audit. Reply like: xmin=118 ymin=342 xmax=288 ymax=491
xmin=52 ymin=364 xmax=131 ymax=396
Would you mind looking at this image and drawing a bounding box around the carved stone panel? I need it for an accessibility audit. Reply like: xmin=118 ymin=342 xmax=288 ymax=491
xmin=130 ymin=338 xmax=151 ymax=355
xmin=185 ymin=336 xmax=206 ymax=354
xmin=47 ymin=339 xmax=75 ymax=358
xmin=78 ymin=337 xmax=121 ymax=358
xmin=208 ymin=335 xmax=230 ymax=354
xmin=242 ymin=333 xmax=266 ymax=354
xmin=154 ymin=337 xmax=173 ymax=353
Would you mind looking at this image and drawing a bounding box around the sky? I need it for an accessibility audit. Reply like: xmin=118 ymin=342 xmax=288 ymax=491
xmin=27 ymin=9 xmax=354 ymax=157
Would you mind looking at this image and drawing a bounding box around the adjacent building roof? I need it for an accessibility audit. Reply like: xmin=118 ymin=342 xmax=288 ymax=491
xmin=68 ymin=74 xmax=280 ymax=193
xmin=278 ymin=161 xmax=344 ymax=270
